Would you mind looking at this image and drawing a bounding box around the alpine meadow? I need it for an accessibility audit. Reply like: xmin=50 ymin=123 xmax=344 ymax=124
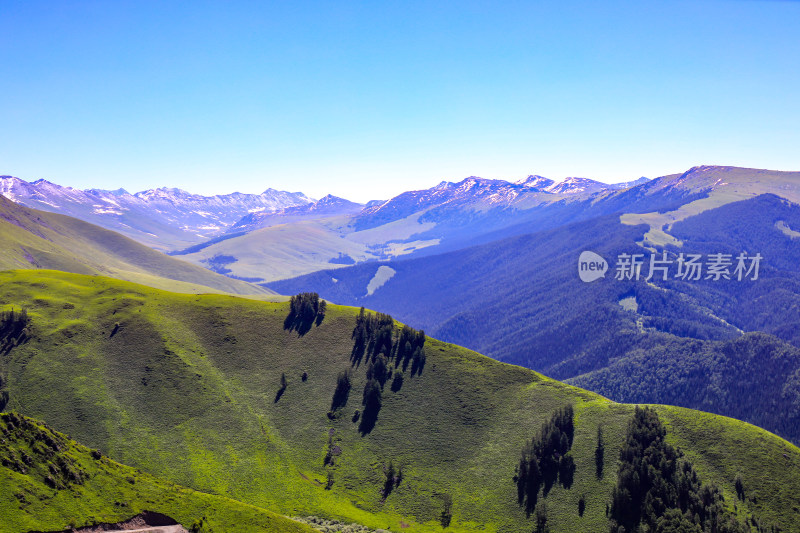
xmin=3 ymin=2 xmax=800 ymax=532
xmin=1 ymin=270 xmax=799 ymax=533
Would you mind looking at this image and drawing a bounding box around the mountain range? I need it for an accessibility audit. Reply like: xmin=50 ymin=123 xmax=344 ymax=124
xmin=0 ymin=194 xmax=272 ymax=296
xmin=0 ymin=175 xmax=313 ymax=251
xmin=270 ymin=166 xmax=800 ymax=444
xmin=0 ymin=173 xmax=653 ymax=281
xmin=2 ymin=164 xmax=800 ymax=530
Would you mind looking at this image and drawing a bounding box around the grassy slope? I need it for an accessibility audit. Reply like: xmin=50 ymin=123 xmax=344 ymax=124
xmin=0 ymin=195 xmax=271 ymax=295
xmin=1 ymin=270 xmax=799 ymax=532
xmin=0 ymin=413 xmax=316 ymax=533
xmin=620 ymin=165 xmax=800 ymax=246
xmin=181 ymin=214 xmax=438 ymax=283
xmin=182 ymin=219 xmax=372 ymax=282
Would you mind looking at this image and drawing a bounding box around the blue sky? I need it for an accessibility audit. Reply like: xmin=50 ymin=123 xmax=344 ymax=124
xmin=1 ymin=1 xmax=798 ymax=202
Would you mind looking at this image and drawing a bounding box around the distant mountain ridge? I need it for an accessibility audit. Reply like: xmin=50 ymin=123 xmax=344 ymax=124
xmin=228 ymin=194 xmax=364 ymax=233
xmin=5 ymin=166 xmax=794 ymax=284
xmin=0 ymin=172 xmax=653 ymax=282
xmin=0 ymin=193 xmax=272 ymax=295
xmin=0 ymin=175 xmax=313 ymax=250
xmin=0 ymin=173 xmax=645 ymax=251
xmin=174 ymin=173 xmax=653 ymax=282
xmin=352 ymin=174 xmax=637 ymax=231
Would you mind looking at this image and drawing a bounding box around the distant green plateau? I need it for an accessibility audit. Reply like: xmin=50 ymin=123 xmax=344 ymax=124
xmin=0 ymin=195 xmax=271 ymax=296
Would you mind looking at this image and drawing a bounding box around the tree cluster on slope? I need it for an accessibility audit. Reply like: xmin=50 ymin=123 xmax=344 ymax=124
xmin=328 ymin=370 xmax=352 ymax=417
xmin=381 ymin=460 xmax=403 ymax=500
xmin=609 ymin=406 xmax=752 ymax=533
xmin=359 ymin=378 xmax=382 ymax=435
xmin=346 ymin=308 xmax=427 ymax=434
xmin=1 ymin=306 xmax=29 ymax=355
xmin=351 ymin=308 xmax=426 ymax=376
xmin=595 ymin=425 xmax=605 ymax=479
xmin=284 ymin=292 xmax=327 ymax=334
xmin=514 ymin=405 xmax=576 ymax=516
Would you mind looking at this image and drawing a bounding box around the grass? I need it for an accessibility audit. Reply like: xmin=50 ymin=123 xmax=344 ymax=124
xmin=181 ymin=219 xmax=374 ymax=282
xmin=181 ymin=213 xmax=440 ymax=283
xmin=0 ymin=412 xmax=317 ymax=533
xmin=620 ymin=191 xmax=745 ymax=247
xmin=1 ymin=270 xmax=799 ymax=531
xmin=621 ymin=165 xmax=800 ymax=249
xmin=0 ymin=195 xmax=270 ymax=296
xmin=659 ymin=406 xmax=800 ymax=528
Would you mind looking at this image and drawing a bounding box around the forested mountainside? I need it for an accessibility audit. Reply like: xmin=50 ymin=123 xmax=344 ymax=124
xmin=270 ymin=194 xmax=800 ymax=443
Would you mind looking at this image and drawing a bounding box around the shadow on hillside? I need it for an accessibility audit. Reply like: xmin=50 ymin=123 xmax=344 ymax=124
xmin=0 ymin=314 xmax=29 ymax=356
xmin=358 ymin=403 xmax=380 ymax=435
xmin=283 ymin=293 xmax=326 ymax=337
xmin=274 ymin=386 xmax=286 ymax=403
xmin=283 ymin=314 xmax=315 ymax=336
xmin=350 ymin=341 xmax=365 ymax=368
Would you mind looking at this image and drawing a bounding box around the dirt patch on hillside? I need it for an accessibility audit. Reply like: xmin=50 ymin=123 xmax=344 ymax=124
xmin=32 ymin=511 xmax=188 ymax=533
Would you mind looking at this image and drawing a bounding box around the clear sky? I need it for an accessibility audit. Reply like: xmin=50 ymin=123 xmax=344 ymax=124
xmin=1 ymin=1 xmax=798 ymax=202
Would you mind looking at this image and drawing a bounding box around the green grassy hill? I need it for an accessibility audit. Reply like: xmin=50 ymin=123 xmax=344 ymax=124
xmin=178 ymin=214 xmax=439 ymax=283
xmin=620 ymin=165 xmax=800 ymax=247
xmin=0 ymin=412 xmax=316 ymax=533
xmin=0 ymin=195 xmax=271 ymax=295
xmin=180 ymin=218 xmax=373 ymax=282
xmin=1 ymin=270 xmax=799 ymax=531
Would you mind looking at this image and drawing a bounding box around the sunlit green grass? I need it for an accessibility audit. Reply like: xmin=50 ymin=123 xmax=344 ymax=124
xmin=1 ymin=270 xmax=799 ymax=531
xmin=0 ymin=413 xmax=316 ymax=533
xmin=0 ymin=195 xmax=270 ymax=295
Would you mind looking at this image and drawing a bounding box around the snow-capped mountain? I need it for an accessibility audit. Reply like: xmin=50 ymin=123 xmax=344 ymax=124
xmin=0 ymin=171 xmax=654 ymax=255
xmin=0 ymin=176 xmax=313 ymax=250
xmin=353 ymin=174 xmax=622 ymax=231
xmin=514 ymin=175 xmax=555 ymax=189
xmin=544 ymin=177 xmax=611 ymax=195
xmin=229 ymin=194 xmax=364 ymax=233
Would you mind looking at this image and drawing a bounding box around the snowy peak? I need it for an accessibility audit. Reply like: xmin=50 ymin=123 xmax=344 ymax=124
xmin=354 ymin=174 xmax=558 ymax=231
xmin=352 ymin=173 xmax=623 ymax=231
xmin=364 ymin=199 xmax=386 ymax=209
xmin=361 ymin=173 xmax=558 ymax=216
xmin=0 ymin=175 xmax=315 ymax=249
xmin=311 ymin=194 xmax=363 ymax=212
xmin=228 ymin=193 xmax=363 ymax=233
xmin=515 ymin=175 xmax=555 ymax=190
xmin=0 ymin=176 xmax=37 ymax=202
xmin=545 ymin=177 xmax=610 ymax=195
xmin=259 ymin=188 xmax=314 ymax=206
xmin=134 ymin=187 xmax=195 ymax=202
xmin=86 ymin=187 xmax=131 ymax=197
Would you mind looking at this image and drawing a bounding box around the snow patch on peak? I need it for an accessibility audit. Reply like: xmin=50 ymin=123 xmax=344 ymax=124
xmin=0 ymin=174 xmax=319 ymax=242
xmin=516 ymin=175 xmax=555 ymax=190
xmin=364 ymin=199 xmax=387 ymax=209
xmin=545 ymin=177 xmax=610 ymax=195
